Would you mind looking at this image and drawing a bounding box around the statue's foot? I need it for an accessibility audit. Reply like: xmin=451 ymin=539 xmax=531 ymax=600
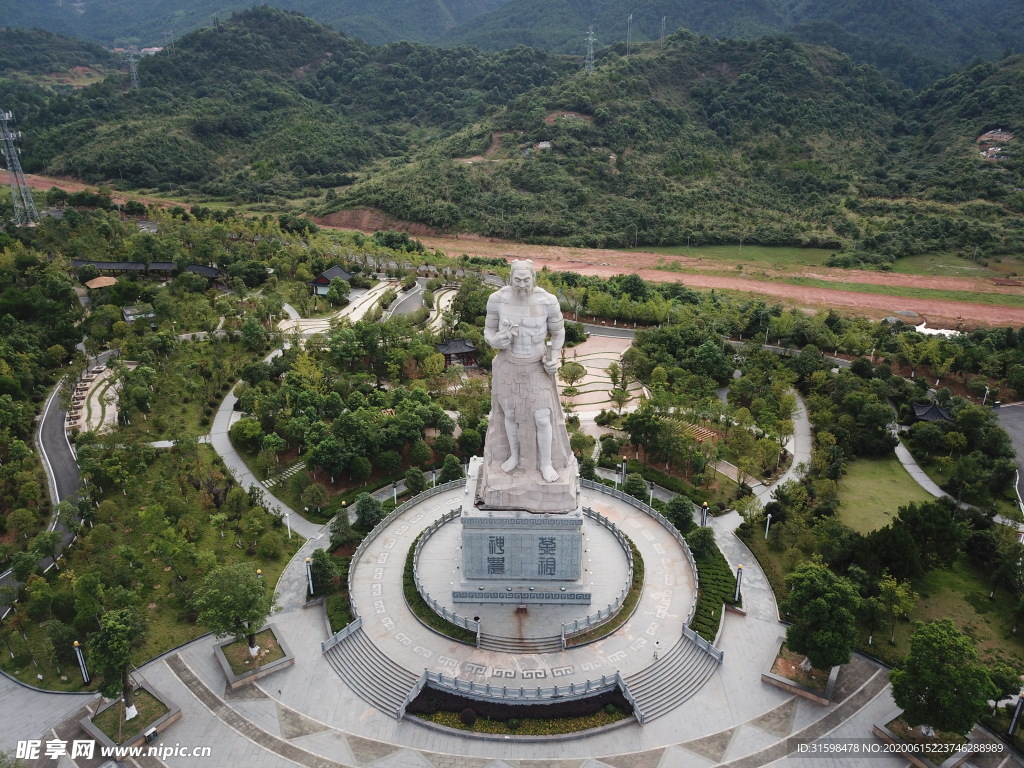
xmin=501 ymin=455 xmax=519 ymax=473
xmin=541 ymin=465 xmax=559 ymax=483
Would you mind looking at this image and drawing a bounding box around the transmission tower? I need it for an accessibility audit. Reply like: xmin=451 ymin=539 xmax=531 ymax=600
xmin=126 ymin=52 xmax=140 ymax=90
xmin=0 ymin=111 xmax=39 ymax=226
xmin=626 ymin=14 xmax=633 ymax=58
xmin=661 ymin=16 xmax=667 ymax=46
xmin=584 ymin=26 xmax=596 ymax=73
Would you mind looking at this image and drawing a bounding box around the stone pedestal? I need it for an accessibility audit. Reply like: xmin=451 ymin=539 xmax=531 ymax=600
xmin=476 ymin=457 xmax=579 ymax=513
xmin=461 ymin=508 xmax=583 ymax=581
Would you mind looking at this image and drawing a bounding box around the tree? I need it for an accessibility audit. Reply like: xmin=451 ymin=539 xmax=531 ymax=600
xmin=30 ymin=530 xmax=62 ymax=569
xmin=301 ymin=482 xmax=329 ymax=513
xmin=91 ymin=608 xmax=148 ymax=716
xmin=193 ymin=564 xmax=276 ymax=656
xmin=664 ymin=495 xmax=696 ymax=535
xmin=609 ymin=387 xmax=631 ymax=415
xmin=558 ymin=361 xmax=586 ymax=388
xmin=329 ymin=507 xmax=361 ymax=550
xmin=308 ymin=548 xmax=338 ymax=594
xmin=878 ymin=572 xmax=918 ymax=644
xmin=353 ymin=492 xmax=385 ymax=531
xmin=408 ymin=439 xmax=432 ymax=466
xmin=782 ymin=561 xmax=860 ymax=670
xmin=240 ymin=316 xmax=269 ymax=351
xmin=622 ymin=472 xmax=648 ymax=502
xmin=891 ymin=619 xmax=997 ymax=735
xmin=325 ymin=277 xmax=350 ymax=306
xmin=349 ymin=456 xmax=372 ymax=484
xmin=438 ymin=453 xmax=464 ymax=483
xmin=569 ymin=430 xmax=595 ymax=458
xmin=404 ymin=467 xmax=426 ymax=495
xmin=686 ymin=527 xmax=717 ymax=558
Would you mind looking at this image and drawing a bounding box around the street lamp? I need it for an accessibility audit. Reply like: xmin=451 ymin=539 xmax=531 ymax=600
xmin=701 ymin=501 xmax=709 ymax=527
xmin=648 ymin=480 xmax=655 ymax=506
xmin=765 ymin=513 xmax=772 ymax=539
xmin=305 ymin=557 xmax=314 ymax=596
xmin=284 ymin=510 xmax=292 ymax=539
xmin=734 ymin=564 xmax=743 ymax=604
xmin=620 ymin=456 xmax=628 ymax=488
xmin=392 ymin=481 xmax=398 ymax=505
xmin=432 ymin=468 xmax=437 ymax=488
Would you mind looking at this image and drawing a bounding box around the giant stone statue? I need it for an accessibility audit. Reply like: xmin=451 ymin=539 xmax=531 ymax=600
xmin=476 ymin=259 xmax=579 ymax=514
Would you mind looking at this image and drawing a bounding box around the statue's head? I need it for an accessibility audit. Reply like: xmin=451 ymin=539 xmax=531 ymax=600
xmin=509 ymin=259 xmax=536 ymax=295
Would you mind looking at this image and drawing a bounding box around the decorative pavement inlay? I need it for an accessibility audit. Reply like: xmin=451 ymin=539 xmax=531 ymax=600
xmin=277 ymin=702 xmax=330 ymax=739
xmin=347 ymin=733 xmax=402 ymax=765
xmin=747 ymin=697 xmax=799 ymax=737
xmin=680 ymin=726 xmax=738 ymax=763
xmin=599 ymin=747 xmax=665 ymax=768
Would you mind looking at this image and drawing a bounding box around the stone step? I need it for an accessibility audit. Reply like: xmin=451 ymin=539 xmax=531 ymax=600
xmin=324 ymin=628 xmax=419 ymax=717
xmin=624 ymin=634 xmax=722 ymax=722
xmin=478 ymin=633 xmax=563 ymax=654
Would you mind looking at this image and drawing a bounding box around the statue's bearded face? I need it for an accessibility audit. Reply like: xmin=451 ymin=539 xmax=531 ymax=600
xmin=511 ymin=267 xmax=535 ymax=296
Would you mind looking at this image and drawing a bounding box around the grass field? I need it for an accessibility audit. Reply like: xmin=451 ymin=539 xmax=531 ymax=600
xmin=837 ymin=456 xmax=937 ymax=534
xmin=639 ymin=244 xmax=834 ymax=269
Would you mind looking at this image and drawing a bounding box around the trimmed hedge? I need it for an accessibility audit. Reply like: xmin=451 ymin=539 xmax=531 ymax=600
xmin=403 ymin=533 xmax=478 ymax=644
xmin=685 ymin=530 xmax=737 ymax=642
xmin=406 ymin=686 xmax=632 ymax=721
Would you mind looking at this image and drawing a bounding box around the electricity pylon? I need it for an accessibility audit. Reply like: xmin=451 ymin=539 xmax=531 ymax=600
xmin=0 ymin=111 xmax=39 ymax=226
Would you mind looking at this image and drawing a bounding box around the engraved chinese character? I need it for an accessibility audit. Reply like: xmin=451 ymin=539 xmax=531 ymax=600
xmin=538 ymin=537 xmax=556 ymax=555
xmin=488 ymin=536 xmax=505 ymax=555
xmin=538 ymin=557 xmax=557 ymax=576
xmin=487 ymin=556 xmax=505 ymax=574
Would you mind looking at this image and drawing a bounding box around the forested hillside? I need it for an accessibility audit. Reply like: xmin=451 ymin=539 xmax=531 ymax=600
xmin=3 ymin=8 xmax=1022 ymax=266
xmin=0 ymin=0 xmax=505 ymax=48
xmin=442 ymin=0 xmax=1023 ymax=88
xmin=1 ymin=0 xmax=1020 ymax=88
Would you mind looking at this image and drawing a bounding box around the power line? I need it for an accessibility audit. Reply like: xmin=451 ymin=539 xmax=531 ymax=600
xmin=584 ymin=26 xmax=595 ymax=73
xmin=126 ymin=52 xmax=141 ymax=90
xmin=0 ymin=111 xmax=39 ymax=226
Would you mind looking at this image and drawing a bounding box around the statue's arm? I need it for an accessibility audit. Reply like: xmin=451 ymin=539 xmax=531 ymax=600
xmin=546 ymin=295 xmax=565 ymax=355
xmin=483 ymin=291 xmax=510 ymax=349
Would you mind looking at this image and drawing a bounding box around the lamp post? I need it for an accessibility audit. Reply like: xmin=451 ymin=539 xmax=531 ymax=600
xmin=74 ymin=641 xmax=90 ymax=685
xmin=392 ymin=481 xmax=398 ymax=505
xmin=734 ymin=564 xmax=743 ymax=604
xmin=701 ymin=501 xmax=709 ymax=527
xmin=648 ymin=480 xmax=655 ymax=506
xmin=305 ymin=557 xmax=314 ymax=596
xmin=620 ymin=456 xmax=628 ymax=488
xmin=285 ymin=510 xmax=292 ymax=539
xmin=432 ymin=468 xmax=437 ymax=488
xmin=765 ymin=512 xmax=772 ymax=539
xmin=256 ymin=569 xmax=262 ymax=580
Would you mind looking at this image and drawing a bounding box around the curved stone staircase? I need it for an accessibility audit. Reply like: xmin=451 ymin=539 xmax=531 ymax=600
xmin=323 ymin=627 xmax=420 ymax=719
xmin=623 ymin=634 xmax=722 ymax=722
xmin=478 ymin=632 xmax=563 ymax=654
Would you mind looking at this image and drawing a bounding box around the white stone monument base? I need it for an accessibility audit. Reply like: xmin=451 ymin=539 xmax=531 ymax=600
xmin=476 ymin=458 xmax=579 ymax=513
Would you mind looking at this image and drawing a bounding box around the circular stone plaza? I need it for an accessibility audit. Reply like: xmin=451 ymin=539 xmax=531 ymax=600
xmin=3 ymin=462 xmax=920 ymax=768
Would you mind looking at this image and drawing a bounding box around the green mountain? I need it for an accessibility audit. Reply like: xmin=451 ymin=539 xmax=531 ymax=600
xmin=4 ymin=8 xmax=1023 ymax=265
xmin=441 ymin=0 xmax=1023 ymax=88
xmin=0 ymin=0 xmax=505 ymax=48
xmin=1 ymin=1 xmax=1021 ymax=88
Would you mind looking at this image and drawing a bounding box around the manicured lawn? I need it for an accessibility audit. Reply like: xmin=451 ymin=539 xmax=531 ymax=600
xmin=837 ymin=455 xmax=936 ymax=533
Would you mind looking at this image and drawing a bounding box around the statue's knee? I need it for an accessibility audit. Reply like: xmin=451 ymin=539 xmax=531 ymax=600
xmin=535 ymin=408 xmax=551 ymax=426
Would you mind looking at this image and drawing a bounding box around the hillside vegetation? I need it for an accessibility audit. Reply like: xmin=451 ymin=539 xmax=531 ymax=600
xmin=3 ymin=8 xmax=1023 ymax=268
xmin=2 ymin=0 xmax=1021 ymax=88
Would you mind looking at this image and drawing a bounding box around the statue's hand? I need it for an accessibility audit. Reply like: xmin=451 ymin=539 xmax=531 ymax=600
xmin=542 ymin=357 xmax=559 ymax=374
